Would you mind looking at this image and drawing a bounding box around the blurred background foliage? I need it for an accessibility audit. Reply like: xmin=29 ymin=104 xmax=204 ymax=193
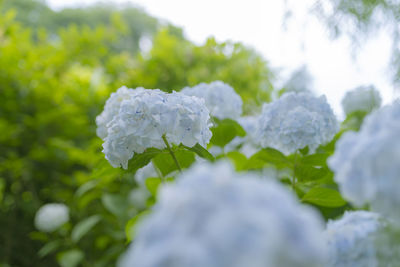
xmin=0 ymin=0 xmax=274 ymax=266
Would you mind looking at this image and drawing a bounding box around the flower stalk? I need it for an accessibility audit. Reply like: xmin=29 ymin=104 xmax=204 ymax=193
xmin=162 ymin=134 xmax=182 ymax=172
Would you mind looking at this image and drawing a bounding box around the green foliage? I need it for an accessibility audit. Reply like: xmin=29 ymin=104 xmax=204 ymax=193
xmin=302 ymin=187 xmax=347 ymax=208
xmin=57 ymin=249 xmax=84 ymax=267
xmin=341 ymin=110 xmax=368 ymax=131
xmin=127 ymin=148 xmax=162 ymax=174
xmin=71 ymin=215 xmax=102 ymax=243
xmin=210 ymin=118 xmax=246 ymax=147
xmin=0 ymin=1 xmax=274 ymax=265
xmin=127 ymin=30 xmax=274 ymax=112
xmin=184 ymin=143 xmax=215 ymax=162
xmin=1 ymin=0 xmax=161 ymax=54
xmin=152 ymin=149 xmax=195 ymax=177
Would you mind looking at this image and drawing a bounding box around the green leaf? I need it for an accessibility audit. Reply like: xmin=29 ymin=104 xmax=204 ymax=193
xmin=57 ymin=249 xmax=84 ymax=267
xmin=184 ymin=143 xmax=215 ymax=161
xmin=145 ymin=177 xmax=162 ymax=196
xmin=299 ymin=146 xmax=309 ymax=155
xmin=246 ymin=148 xmax=291 ymax=169
xmin=342 ymin=110 xmax=368 ymax=131
xmin=301 ymin=153 xmax=330 ymax=167
xmin=38 ymin=240 xmax=62 ymax=258
xmin=295 ymin=165 xmax=329 ymax=182
xmin=125 ymin=210 xmax=151 ymax=242
xmin=210 ymin=118 xmax=246 ymax=147
xmin=226 ymin=151 xmax=247 ymax=171
xmin=127 ymin=148 xmax=162 ymax=173
xmin=75 ymin=180 xmax=99 ymax=198
xmin=152 ymin=149 xmax=195 ymax=176
xmin=71 ymin=215 xmax=101 ymax=243
xmin=101 ymin=193 xmax=128 ymax=218
xmin=302 ymin=187 xmax=346 ymax=207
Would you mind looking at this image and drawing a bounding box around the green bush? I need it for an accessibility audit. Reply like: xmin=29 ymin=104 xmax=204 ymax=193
xmin=0 ymin=2 xmax=274 ymax=265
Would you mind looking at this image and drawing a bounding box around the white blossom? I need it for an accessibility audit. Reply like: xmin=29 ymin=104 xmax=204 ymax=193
xmin=96 ymin=86 xmax=136 ymax=139
xmin=97 ymin=88 xmax=212 ymax=169
xmin=225 ymin=116 xmax=260 ymax=157
xmin=119 ymin=161 xmax=327 ymax=267
xmin=34 ymin=203 xmax=69 ymax=232
xmin=324 ymin=211 xmax=384 ymax=267
xmin=181 ymin=81 xmax=243 ymax=119
xmin=328 ymin=101 xmax=400 ymax=221
xmin=256 ymin=92 xmax=339 ymax=155
xmin=341 ymin=85 xmax=382 ymax=115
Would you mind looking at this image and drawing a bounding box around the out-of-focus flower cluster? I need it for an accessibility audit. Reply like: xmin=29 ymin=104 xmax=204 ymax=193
xmin=324 ymin=211 xmax=384 ymax=267
xmin=256 ymin=92 xmax=339 ymax=155
xmin=224 ymin=116 xmax=260 ymax=157
xmin=181 ymin=81 xmax=243 ymax=119
xmin=329 ymin=101 xmax=400 ymax=221
xmin=341 ymin=85 xmax=381 ymax=115
xmin=96 ymin=87 xmax=212 ymax=169
xmin=34 ymin=203 xmax=69 ymax=232
xmin=119 ymin=162 xmax=327 ymax=267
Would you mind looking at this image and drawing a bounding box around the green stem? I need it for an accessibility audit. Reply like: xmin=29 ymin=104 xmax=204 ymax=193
xmin=162 ymin=135 xmax=182 ymax=172
xmin=292 ymin=150 xmax=299 ymax=191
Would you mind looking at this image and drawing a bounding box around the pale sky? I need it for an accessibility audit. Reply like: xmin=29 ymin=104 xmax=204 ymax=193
xmin=47 ymin=0 xmax=396 ymax=117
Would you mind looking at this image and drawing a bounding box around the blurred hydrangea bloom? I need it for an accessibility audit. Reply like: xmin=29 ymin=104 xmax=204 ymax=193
xmin=135 ymin=162 xmax=157 ymax=186
xmin=225 ymin=116 xmax=260 ymax=157
xmin=256 ymin=92 xmax=338 ymax=155
xmin=328 ymin=101 xmax=400 ymax=221
xmin=97 ymin=87 xmax=212 ymax=169
xmin=282 ymin=65 xmax=313 ymax=94
xmin=119 ymin=162 xmax=326 ymax=267
xmin=34 ymin=203 xmax=69 ymax=232
xmin=324 ymin=211 xmax=383 ymax=267
xmin=237 ymin=116 xmax=259 ymax=145
xmin=181 ymin=81 xmax=243 ymax=119
xmin=341 ymin=85 xmax=382 ymax=115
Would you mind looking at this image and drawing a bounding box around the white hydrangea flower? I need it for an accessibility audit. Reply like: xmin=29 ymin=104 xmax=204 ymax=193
xmin=96 ymin=86 xmax=136 ymax=139
xmin=181 ymin=81 xmax=243 ymax=119
xmin=34 ymin=203 xmax=69 ymax=232
xmin=341 ymin=85 xmax=382 ymax=115
xmin=98 ymin=88 xmax=212 ymax=169
xmin=256 ymin=92 xmax=339 ymax=155
xmin=119 ymin=162 xmax=327 ymax=267
xmin=224 ymin=116 xmax=260 ymax=157
xmin=324 ymin=211 xmax=384 ymax=267
xmin=328 ymin=101 xmax=400 ymax=221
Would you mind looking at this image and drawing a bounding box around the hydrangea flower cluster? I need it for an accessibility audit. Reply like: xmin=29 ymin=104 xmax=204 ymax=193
xmin=181 ymin=81 xmax=243 ymax=119
xmin=324 ymin=211 xmax=383 ymax=267
xmin=96 ymin=86 xmax=134 ymax=140
xmin=119 ymin=162 xmax=327 ymax=267
xmin=256 ymin=92 xmax=339 ymax=155
xmin=341 ymin=85 xmax=382 ymax=115
xmin=96 ymin=87 xmax=212 ymax=169
xmin=328 ymin=101 xmax=400 ymax=221
xmin=34 ymin=203 xmax=69 ymax=232
xmin=225 ymin=116 xmax=260 ymax=156
xmin=237 ymin=116 xmax=259 ymax=145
